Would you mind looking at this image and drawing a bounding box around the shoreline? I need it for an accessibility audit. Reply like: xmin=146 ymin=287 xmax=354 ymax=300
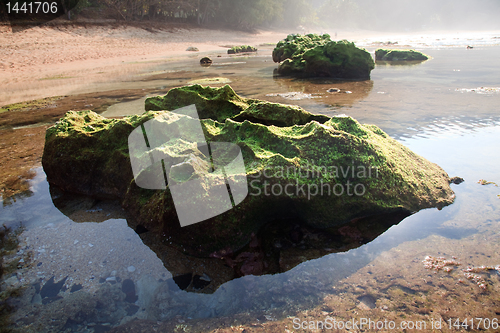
xmin=2 ymin=22 xmax=500 ymax=106
xmin=0 ymin=22 xmax=289 ymax=106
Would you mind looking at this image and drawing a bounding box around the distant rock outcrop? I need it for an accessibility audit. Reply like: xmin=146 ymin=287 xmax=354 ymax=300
xmin=272 ymin=34 xmax=374 ymax=79
xmin=227 ymin=45 xmax=257 ymax=54
xmin=375 ymin=49 xmax=429 ymax=61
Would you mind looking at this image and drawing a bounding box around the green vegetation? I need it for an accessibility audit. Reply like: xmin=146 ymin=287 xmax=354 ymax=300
xmin=34 ymin=0 xmax=313 ymax=29
xmin=273 ymin=34 xmax=374 ymax=79
xmin=477 ymin=179 xmax=498 ymax=186
xmin=272 ymin=33 xmax=331 ymax=63
xmin=227 ymin=45 xmax=257 ymax=54
xmin=0 ymin=97 xmax=62 ymax=114
xmin=375 ymin=49 xmax=429 ymax=61
xmin=43 ymin=85 xmax=455 ymax=255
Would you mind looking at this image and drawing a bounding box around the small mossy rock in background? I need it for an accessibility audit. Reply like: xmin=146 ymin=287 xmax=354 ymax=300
xmin=43 ymin=85 xmax=455 ymax=256
xmin=272 ymin=34 xmax=374 ymax=79
xmin=228 ymin=45 xmax=257 ymax=54
xmin=375 ymin=49 xmax=429 ymax=61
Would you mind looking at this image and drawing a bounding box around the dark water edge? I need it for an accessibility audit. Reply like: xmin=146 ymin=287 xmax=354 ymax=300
xmin=1 ymin=44 xmax=500 ymax=332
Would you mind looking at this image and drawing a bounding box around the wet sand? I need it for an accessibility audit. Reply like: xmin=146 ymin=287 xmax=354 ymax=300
xmin=4 ymin=22 xmax=497 ymax=107
xmin=0 ymin=88 xmax=166 ymax=201
xmin=0 ymin=22 xmax=289 ymax=106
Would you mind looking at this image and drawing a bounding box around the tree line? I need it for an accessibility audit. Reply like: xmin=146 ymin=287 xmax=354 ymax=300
xmin=61 ymin=0 xmax=314 ymax=29
xmin=74 ymin=0 xmax=500 ymax=30
xmin=3 ymin=0 xmax=498 ymax=31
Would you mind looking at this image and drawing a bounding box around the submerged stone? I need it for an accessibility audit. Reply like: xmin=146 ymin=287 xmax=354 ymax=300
xmin=272 ymin=34 xmax=374 ymax=79
xmin=199 ymin=57 xmax=212 ymax=66
xmin=43 ymin=85 xmax=455 ymax=258
xmin=375 ymin=49 xmax=429 ymax=61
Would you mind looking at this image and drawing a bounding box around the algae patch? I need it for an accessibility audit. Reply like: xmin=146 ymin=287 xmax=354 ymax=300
xmin=0 ymin=96 xmax=63 ymax=114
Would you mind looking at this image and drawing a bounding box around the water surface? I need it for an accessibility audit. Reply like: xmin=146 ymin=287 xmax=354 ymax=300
xmin=1 ymin=40 xmax=500 ymax=332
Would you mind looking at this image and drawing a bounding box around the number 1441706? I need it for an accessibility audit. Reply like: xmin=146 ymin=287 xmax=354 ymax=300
xmin=6 ymin=2 xmax=58 ymax=14
xmin=447 ymin=318 xmax=498 ymax=330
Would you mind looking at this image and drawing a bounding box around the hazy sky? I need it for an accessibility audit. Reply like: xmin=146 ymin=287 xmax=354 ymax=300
xmin=314 ymin=0 xmax=500 ymax=31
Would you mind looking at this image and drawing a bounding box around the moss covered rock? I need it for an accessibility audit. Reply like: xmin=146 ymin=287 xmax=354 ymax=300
xmin=42 ymin=111 xmax=157 ymax=199
xmin=272 ymin=34 xmax=375 ymax=79
xmin=228 ymin=45 xmax=257 ymax=54
xmin=43 ymin=85 xmax=454 ymax=256
xmin=272 ymin=33 xmax=331 ymax=63
xmin=375 ymin=49 xmax=429 ymax=61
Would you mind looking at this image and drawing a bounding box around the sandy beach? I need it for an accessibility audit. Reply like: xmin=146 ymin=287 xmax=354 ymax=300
xmin=0 ymin=22 xmax=291 ymax=105
xmin=2 ymin=21 xmax=499 ymax=106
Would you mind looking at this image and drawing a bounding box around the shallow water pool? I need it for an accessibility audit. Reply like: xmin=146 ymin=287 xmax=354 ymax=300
xmin=1 ymin=40 xmax=500 ymax=332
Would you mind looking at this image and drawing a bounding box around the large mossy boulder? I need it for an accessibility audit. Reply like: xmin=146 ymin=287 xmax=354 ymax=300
xmin=375 ymin=49 xmax=429 ymax=61
xmin=43 ymin=85 xmax=454 ymax=256
xmin=272 ymin=34 xmax=375 ymax=79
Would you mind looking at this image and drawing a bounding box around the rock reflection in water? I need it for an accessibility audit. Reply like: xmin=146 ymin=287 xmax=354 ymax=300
xmin=264 ymin=76 xmax=374 ymax=110
xmin=49 ymin=186 xmax=410 ymax=294
xmin=49 ymin=185 xmax=128 ymax=223
xmin=375 ymin=59 xmax=428 ymax=66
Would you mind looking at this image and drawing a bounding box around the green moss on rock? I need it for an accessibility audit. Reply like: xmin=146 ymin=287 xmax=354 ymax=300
xmin=145 ymin=84 xmax=248 ymax=122
xmin=42 ymin=110 xmax=157 ymax=198
xmin=43 ymin=85 xmax=455 ymax=256
xmin=272 ymin=34 xmax=374 ymax=79
xmin=272 ymin=33 xmax=331 ymax=63
xmin=228 ymin=45 xmax=257 ymax=54
xmin=375 ymin=49 xmax=429 ymax=61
